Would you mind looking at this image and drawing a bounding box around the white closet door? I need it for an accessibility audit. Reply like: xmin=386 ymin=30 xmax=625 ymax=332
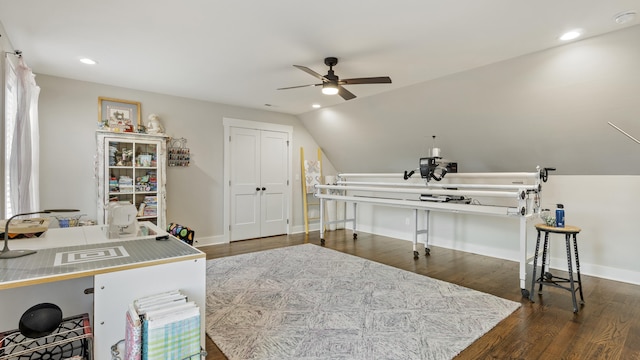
xmin=229 ymin=127 xmax=289 ymax=241
xmin=230 ymin=127 xmax=261 ymax=240
xmin=260 ymin=130 xmax=288 ymax=237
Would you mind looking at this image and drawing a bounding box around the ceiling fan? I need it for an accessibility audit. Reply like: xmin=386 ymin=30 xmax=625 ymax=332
xmin=277 ymin=57 xmax=392 ymax=100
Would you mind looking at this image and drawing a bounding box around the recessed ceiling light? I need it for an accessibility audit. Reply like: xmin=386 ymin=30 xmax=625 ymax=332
xmin=559 ymin=30 xmax=581 ymax=41
xmin=614 ymin=10 xmax=637 ymax=24
xmin=79 ymin=57 xmax=97 ymax=65
xmin=312 ymin=104 xmax=321 ymax=109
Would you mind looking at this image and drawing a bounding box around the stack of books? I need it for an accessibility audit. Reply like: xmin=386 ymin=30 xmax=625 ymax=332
xmin=125 ymin=290 xmax=201 ymax=360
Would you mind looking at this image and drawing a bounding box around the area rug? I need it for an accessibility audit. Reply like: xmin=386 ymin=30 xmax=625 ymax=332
xmin=205 ymin=244 xmax=519 ymax=360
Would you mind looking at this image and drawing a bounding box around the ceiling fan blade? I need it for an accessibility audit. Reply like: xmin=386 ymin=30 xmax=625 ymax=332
xmin=293 ymin=65 xmax=328 ymax=82
xmin=338 ymin=86 xmax=356 ymax=101
xmin=339 ymin=76 xmax=392 ymax=85
xmin=277 ymin=83 xmax=322 ymax=90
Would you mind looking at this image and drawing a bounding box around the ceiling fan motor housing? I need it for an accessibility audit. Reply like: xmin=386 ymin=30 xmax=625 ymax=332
xmin=324 ymin=57 xmax=339 ymax=83
xmin=324 ymin=57 xmax=338 ymax=67
xmin=325 ymin=72 xmax=338 ymax=82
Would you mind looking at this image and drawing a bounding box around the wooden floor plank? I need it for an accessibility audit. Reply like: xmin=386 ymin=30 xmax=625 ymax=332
xmin=201 ymin=230 xmax=640 ymax=359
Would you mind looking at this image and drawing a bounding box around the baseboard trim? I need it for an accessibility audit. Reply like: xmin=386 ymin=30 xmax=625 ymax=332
xmin=353 ymin=225 xmax=640 ymax=286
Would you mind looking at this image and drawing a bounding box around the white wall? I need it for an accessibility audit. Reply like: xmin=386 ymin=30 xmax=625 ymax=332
xmin=36 ymin=75 xmax=335 ymax=245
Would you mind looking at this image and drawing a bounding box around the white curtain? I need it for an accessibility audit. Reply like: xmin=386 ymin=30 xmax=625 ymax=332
xmin=8 ymin=58 xmax=40 ymax=214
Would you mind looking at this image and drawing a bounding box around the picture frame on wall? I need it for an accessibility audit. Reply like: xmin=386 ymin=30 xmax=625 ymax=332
xmin=98 ymin=97 xmax=141 ymax=132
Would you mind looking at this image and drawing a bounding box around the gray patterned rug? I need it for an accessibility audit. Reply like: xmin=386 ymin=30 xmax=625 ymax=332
xmin=205 ymin=244 xmax=519 ymax=360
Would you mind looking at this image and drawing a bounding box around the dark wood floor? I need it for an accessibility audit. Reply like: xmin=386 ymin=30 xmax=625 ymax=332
xmin=201 ymin=230 xmax=640 ymax=360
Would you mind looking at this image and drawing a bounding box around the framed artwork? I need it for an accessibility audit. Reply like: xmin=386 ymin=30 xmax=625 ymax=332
xmin=98 ymin=97 xmax=141 ymax=132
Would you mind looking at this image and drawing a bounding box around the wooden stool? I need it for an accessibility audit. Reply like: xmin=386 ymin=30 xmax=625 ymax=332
xmin=529 ymin=223 xmax=585 ymax=313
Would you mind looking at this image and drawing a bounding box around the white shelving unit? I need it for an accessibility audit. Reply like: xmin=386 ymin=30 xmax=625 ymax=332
xmin=96 ymin=131 xmax=168 ymax=229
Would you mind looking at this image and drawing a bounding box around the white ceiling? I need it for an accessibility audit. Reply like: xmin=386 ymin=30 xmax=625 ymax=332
xmin=1 ymin=0 xmax=638 ymax=115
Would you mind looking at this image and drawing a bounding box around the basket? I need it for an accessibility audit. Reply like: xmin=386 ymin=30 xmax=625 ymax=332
xmin=0 ymin=314 xmax=92 ymax=360
xmin=53 ymin=215 xmax=86 ymax=228
xmin=0 ymin=218 xmax=51 ymax=239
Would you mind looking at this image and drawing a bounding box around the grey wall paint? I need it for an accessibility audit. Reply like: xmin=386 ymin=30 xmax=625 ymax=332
xmin=298 ymin=25 xmax=640 ymax=176
xmin=36 ymin=75 xmax=334 ymax=241
xmin=4 ymin=22 xmax=638 ymax=282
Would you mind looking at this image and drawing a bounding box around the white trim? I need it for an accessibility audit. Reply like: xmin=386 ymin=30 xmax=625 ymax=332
xmin=193 ymin=234 xmax=227 ymax=247
xmin=222 ymin=118 xmax=293 ymax=242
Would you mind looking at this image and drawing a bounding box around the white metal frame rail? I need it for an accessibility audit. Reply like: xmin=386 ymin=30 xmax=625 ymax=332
xmin=314 ymin=167 xmax=543 ymax=297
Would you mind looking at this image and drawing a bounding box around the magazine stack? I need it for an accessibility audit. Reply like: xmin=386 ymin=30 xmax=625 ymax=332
xmin=125 ymin=290 xmax=201 ymax=360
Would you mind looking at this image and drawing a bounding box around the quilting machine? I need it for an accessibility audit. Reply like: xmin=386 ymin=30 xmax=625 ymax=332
xmin=314 ymin=147 xmax=555 ymax=297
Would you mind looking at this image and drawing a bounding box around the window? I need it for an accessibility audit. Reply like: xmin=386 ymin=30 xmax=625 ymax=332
xmin=3 ymin=55 xmax=39 ymax=218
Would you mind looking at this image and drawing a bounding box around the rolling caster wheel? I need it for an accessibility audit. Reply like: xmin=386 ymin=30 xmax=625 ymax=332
xmin=353 ymin=233 xmax=358 ymax=240
xmin=425 ymin=248 xmax=431 ymax=256
xmin=413 ymin=251 xmax=419 ymax=259
xmin=521 ymin=288 xmax=530 ymax=298
xmin=320 ymin=239 xmax=325 ymax=246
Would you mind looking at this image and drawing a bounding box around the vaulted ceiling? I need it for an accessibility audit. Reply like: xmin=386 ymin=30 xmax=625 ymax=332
xmin=1 ymin=0 xmax=638 ymax=115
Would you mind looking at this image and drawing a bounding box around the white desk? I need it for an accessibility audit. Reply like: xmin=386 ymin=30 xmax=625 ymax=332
xmin=0 ymin=223 xmax=206 ymax=359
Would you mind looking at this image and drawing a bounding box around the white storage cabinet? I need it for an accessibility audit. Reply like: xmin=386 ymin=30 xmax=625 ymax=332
xmin=96 ymin=131 xmax=168 ymax=229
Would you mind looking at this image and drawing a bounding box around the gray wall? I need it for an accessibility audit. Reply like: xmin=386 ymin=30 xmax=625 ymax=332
xmin=298 ymin=25 xmax=640 ymax=175
xmin=295 ymin=25 xmax=640 ymax=285
xmin=7 ymin=23 xmax=639 ymax=284
xmin=36 ymin=75 xmax=335 ymax=244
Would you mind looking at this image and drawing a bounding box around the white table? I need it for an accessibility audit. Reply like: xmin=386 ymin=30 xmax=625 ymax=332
xmin=0 ymin=223 xmax=206 ymax=359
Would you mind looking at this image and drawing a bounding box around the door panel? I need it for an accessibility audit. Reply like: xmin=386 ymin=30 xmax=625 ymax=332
xmin=260 ymin=131 xmax=288 ymax=237
xmin=230 ymin=128 xmax=260 ymax=240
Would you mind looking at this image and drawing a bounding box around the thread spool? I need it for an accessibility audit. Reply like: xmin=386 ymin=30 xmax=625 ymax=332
xmin=431 ymin=147 xmax=441 ymax=158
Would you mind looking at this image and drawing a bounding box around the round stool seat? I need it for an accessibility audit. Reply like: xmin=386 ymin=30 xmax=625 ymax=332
xmin=534 ymin=224 xmax=581 ymax=234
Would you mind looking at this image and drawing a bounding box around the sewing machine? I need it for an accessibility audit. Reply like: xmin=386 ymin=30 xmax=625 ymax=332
xmin=106 ymin=201 xmax=138 ymax=238
xmin=313 ymin=140 xmax=555 ymax=298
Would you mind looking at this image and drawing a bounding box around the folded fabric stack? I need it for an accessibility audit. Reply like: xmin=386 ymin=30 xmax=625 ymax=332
xmin=119 ymin=176 xmax=134 ymax=192
xmin=109 ymin=176 xmax=119 ymax=192
xmin=147 ymin=172 xmax=157 ymax=191
xmin=126 ymin=290 xmax=201 ymax=360
xmin=142 ymin=196 xmax=157 ymax=217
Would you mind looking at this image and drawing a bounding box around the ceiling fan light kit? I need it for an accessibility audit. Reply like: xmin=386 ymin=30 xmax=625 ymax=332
xmin=278 ymin=57 xmax=391 ymax=101
xmin=322 ymin=83 xmax=339 ymax=95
